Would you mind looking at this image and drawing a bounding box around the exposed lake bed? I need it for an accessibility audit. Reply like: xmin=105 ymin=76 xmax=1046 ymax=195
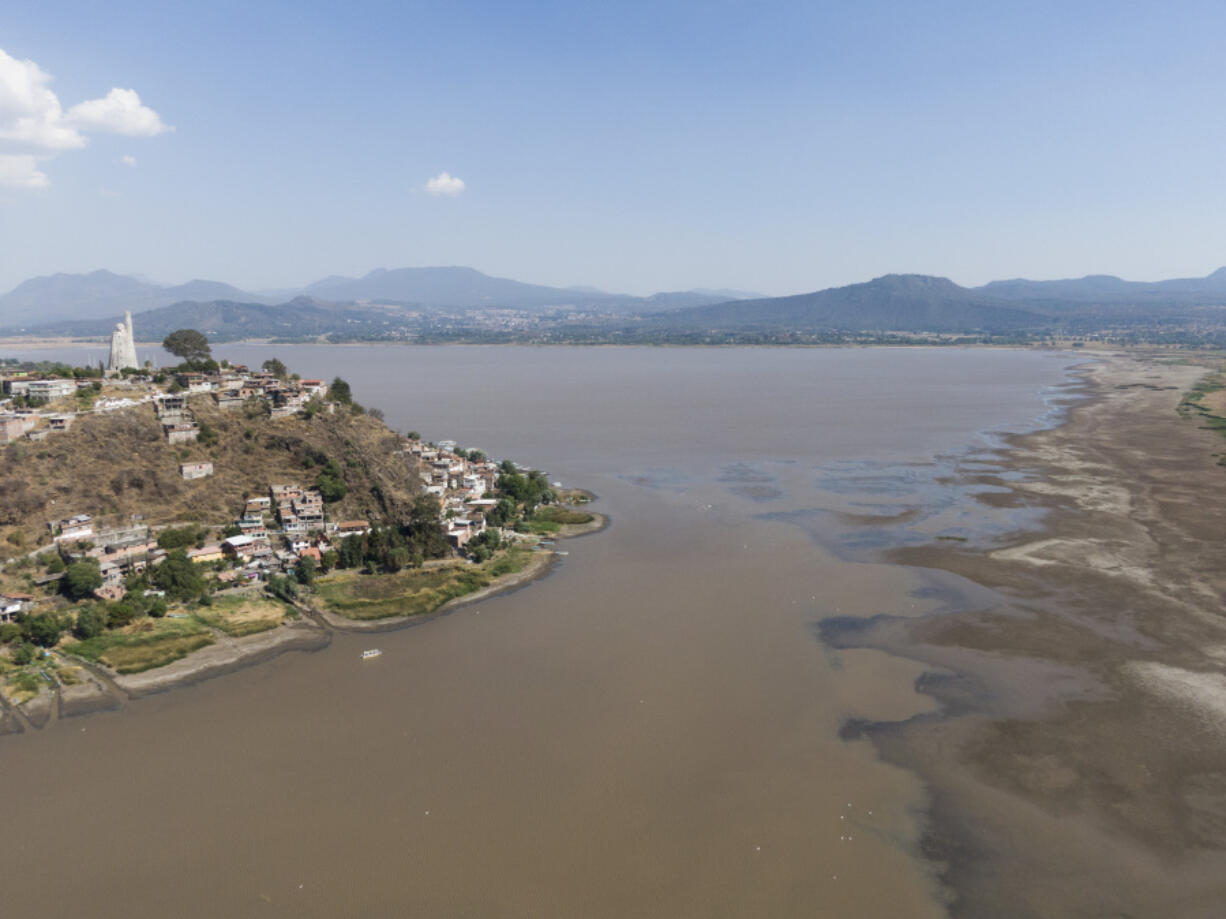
xmin=2 ymin=345 xmax=1222 ymax=916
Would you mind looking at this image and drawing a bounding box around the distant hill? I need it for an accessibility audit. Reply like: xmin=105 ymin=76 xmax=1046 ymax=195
xmin=8 ymin=264 xmax=1226 ymax=343
xmin=12 ymin=297 xmax=401 ymax=343
xmin=0 ymin=266 xmax=749 ymax=325
xmin=977 ymin=267 xmax=1226 ymax=304
xmin=646 ymin=274 xmax=1049 ymax=333
xmin=0 ymin=270 xmax=257 ymax=327
xmin=300 ymin=266 xmax=627 ymax=311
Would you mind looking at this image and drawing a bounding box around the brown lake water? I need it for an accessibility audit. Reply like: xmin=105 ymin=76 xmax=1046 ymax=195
xmin=0 ymin=345 xmax=1077 ymax=917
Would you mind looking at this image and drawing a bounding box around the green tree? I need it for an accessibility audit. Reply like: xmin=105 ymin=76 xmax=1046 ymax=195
xmin=404 ymin=495 xmax=450 ymax=559
xmin=149 ymin=550 xmax=207 ymax=602
xmin=23 ymin=613 xmax=63 ymax=647
xmin=162 ymin=329 xmax=212 ymax=362
xmin=107 ymin=601 xmax=139 ymax=629
xmin=266 ymin=575 xmax=298 ymax=603
xmin=11 ymin=642 xmax=35 ymax=665
xmin=63 ymin=558 xmax=103 ymax=600
xmin=295 ymin=555 xmax=317 ymax=586
xmin=330 ymin=377 xmax=353 ymax=405
xmin=315 ymin=458 xmax=348 ymax=503
xmin=73 ymin=606 xmax=107 ymax=640
xmin=262 ymin=357 xmax=288 ymax=378
xmin=157 ymin=526 xmax=203 ymax=550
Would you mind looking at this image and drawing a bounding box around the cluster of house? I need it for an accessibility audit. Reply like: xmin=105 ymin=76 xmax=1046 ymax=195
xmin=43 ymin=516 xmax=164 ymax=603
xmin=404 ymin=438 xmax=503 ymax=548
xmin=0 ymin=364 xmax=331 ymax=447
xmin=197 ymin=370 xmax=329 ymax=417
xmin=32 ymin=478 xmax=376 ymax=603
xmin=194 ymin=483 xmax=373 ymax=585
xmin=0 ymin=372 xmax=81 ymax=444
xmin=3 ymin=356 xmax=536 ymax=622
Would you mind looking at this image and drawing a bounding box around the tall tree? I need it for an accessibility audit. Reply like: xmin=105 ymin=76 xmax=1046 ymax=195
xmin=162 ymin=329 xmax=212 ymax=362
xmin=330 ymin=377 xmax=353 ymax=404
xmin=262 ymin=357 xmax=288 ymax=378
xmin=63 ymin=559 xmax=103 ymax=600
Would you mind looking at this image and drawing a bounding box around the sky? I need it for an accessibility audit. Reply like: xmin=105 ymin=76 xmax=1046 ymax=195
xmin=2 ymin=0 xmax=1225 ymax=297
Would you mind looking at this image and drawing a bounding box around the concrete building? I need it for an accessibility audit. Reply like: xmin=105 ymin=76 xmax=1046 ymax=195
xmin=180 ymin=461 xmax=214 ymax=480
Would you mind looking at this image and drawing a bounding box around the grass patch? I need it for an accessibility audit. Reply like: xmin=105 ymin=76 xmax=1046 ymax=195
xmin=193 ymin=594 xmax=290 ymax=637
xmin=518 ymin=504 xmax=596 ymax=535
xmin=315 ymin=547 xmax=534 ymax=620
xmin=3 ymin=670 xmax=44 ymax=704
xmin=1178 ymin=373 xmax=1226 ymax=414
xmin=519 ymin=518 xmax=561 ymax=535
xmin=65 ymin=618 xmax=213 ymax=674
xmin=533 ymin=506 xmax=595 ymax=526
xmin=1179 ymin=373 xmax=1226 ymax=438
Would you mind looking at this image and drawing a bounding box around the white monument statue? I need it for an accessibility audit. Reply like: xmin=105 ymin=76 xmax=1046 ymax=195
xmin=107 ymin=310 xmax=139 ymax=373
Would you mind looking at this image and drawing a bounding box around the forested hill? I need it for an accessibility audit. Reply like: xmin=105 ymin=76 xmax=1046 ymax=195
xmin=642 ymin=274 xmax=1050 ymax=333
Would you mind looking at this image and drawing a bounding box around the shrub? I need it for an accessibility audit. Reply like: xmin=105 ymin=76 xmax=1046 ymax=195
xmin=63 ymin=559 xmax=103 ymax=600
xmin=73 ymin=606 xmax=107 ymax=640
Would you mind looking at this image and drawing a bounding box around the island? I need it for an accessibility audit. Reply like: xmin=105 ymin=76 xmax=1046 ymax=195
xmin=0 ymin=329 xmax=604 ymax=730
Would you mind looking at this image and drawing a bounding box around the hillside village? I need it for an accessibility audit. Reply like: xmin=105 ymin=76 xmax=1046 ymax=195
xmin=0 ymin=331 xmax=596 ymax=709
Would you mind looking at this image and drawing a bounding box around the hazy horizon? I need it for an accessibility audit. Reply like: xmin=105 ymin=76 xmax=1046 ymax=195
xmin=4 ymin=1 xmax=1225 ymax=296
xmin=7 ymin=260 xmax=1226 ymax=304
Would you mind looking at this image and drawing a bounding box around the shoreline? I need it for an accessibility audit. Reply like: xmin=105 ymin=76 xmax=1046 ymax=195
xmin=2 ymin=335 xmax=1128 ymax=353
xmin=4 ymin=513 xmax=607 ymax=729
xmin=825 ymin=352 xmax=1226 ymax=916
xmin=310 ymin=511 xmax=608 ymax=632
xmin=309 ymin=546 xmax=558 ymax=632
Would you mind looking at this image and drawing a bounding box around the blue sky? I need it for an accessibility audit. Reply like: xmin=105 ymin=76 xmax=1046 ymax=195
xmin=2 ymin=0 xmax=1225 ymax=296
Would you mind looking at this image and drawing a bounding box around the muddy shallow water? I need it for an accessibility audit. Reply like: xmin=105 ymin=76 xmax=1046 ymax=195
xmin=0 ymin=345 xmax=1083 ymax=917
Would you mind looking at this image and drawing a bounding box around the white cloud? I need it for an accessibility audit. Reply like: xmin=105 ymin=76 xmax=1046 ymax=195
xmin=0 ymin=49 xmax=85 ymax=152
xmin=99 ymin=187 xmax=121 ymax=198
xmin=425 ymin=171 xmax=466 ymax=196
xmin=121 ymin=154 xmax=136 ymax=167
xmin=0 ymin=154 xmax=48 ymax=188
xmin=0 ymin=46 xmax=170 ymax=189
xmin=67 ymin=88 xmax=171 ymax=137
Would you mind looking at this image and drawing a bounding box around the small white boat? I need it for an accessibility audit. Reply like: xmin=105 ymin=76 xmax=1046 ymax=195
xmin=361 ymin=649 xmax=382 ymax=660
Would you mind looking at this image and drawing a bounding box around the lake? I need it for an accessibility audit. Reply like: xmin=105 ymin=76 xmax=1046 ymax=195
xmin=0 ymin=345 xmax=1076 ymax=917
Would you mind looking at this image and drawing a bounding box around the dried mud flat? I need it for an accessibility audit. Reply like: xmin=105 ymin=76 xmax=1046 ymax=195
xmin=833 ymin=353 xmax=1226 ymax=918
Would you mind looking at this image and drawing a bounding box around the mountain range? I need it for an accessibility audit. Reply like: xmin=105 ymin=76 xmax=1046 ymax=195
xmin=648 ymin=274 xmax=1047 ymax=333
xmin=979 ymin=268 xmax=1226 ymax=303
xmin=0 ymin=266 xmax=759 ymax=329
xmin=3 ymin=265 xmax=1226 ymax=341
xmin=0 ymin=270 xmax=260 ymax=326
